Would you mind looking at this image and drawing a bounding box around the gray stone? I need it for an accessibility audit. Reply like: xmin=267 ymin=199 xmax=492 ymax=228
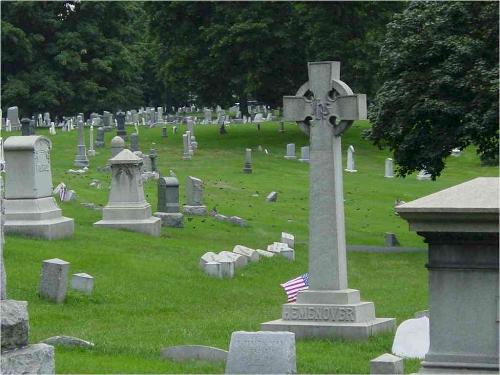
xmin=370 ymin=353 xmax=404 ymax=374
xmin=218 ymin=251 xmax=247 ymax=268
xmin=160 ymin=345 xmax=227 ymax=363
xmin=345 ymin=145 xmax=357 ymax=172
xmin=71 ymin=273 xmax=93 ymax=294
xmin=74 ymin=119 xmax=89 ymax=167
xmin=1 ymin=300 xmax=29 ymax=350
xmin=203 ymin=261 xmax=221 ymax=278
xmin=266 ymin=192 xmax=278 ymax=202
xmin=228 ymin=216 xmax=247 ymax=227
xmin=130 ymin=133 xmax=139 ymax=152
xmin=110 ymin=136 xmax=125 ymax=158
xmin=39 ymin=258 xmax=69 ymax=303
xmin=392 ymin=316 xmax=429 ymax=359
xmin=233 ymin=245 xmax=259 ymax=262
xmin=215 ymin=256 xmax=235 ymax=278
xmin=396 ymin=177 xmax=499 ymax=373
xmin=116 ymin=111 xmax=127 ymax=140
xmin=41 ymin=335 xmax=94 ymax=349
xmin=94 ymin=149 xmax=161 ymax=236
xmin=162 ymin=127 xmax=168 ymax=138
xmin=183 ymin=205 xmax=208 ymax=216
xmin=1 ymin=343 xmax=55 ymax=374
xmin=225 ymin=331 xmax=296 ymax=374
xmin=284 ymin=143 xmax=296 ymax=160
xmin=21 ymin=118 xmax=33 ymax=136
xmin=281 ymin=232 xmax=295 ymax=248
xmin=267 ymin=242 xmax=294 ymax=261
xmin=243 ymin=148 xmax=252 ymax=173
xmin=262 ymin=61 xmax=395 ymax=340
xmin=199 ymin=252 xmax=218 ymax=268
xmin=95 ymin=127 xmax=105 ymax=148
xmin=384 ymin=158 xmax=394 ymax=178
xmin=299 ymin=146 xmax=310 ymax=163
xmin=213 ymin=213 xmax=228 ymax=222
xmin=414 ymin=310 xmax=429 ymax=319
xmin=183 ymin=176 xmax=207 ymax=216
xmin=182 ymin=133 xmax=191 ymax=160
xmin=384 ymin=232 xmax=400 ymax=247
xmin=7 ymin=107 xmax=20 ymax=129
xmin=256 ymin=249 xmax=275 ymax=258
xmin=4 ymin=136 xmax=74 ymax=239
xmin=416 ymin=170 xmax=432 ymax=181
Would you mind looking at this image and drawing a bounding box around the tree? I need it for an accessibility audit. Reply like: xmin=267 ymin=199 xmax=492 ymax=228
xmin=368 ymin=2 xmax=499 ymax=178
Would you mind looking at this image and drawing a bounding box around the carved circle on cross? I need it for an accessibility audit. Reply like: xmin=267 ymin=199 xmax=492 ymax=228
xmin=293 ymin=79 xmax=355 ymax=137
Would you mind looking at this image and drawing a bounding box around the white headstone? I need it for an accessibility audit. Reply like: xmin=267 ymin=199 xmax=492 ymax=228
xmin=384 ymin=158 xmax=394 ymax=178
xmin=345 ymin=145 xmax=357 ymax=172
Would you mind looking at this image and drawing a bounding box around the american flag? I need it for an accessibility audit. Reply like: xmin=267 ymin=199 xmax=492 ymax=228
xmin=281 ymin=273 xmax=309 ymax=302
xmin=59 ymin=184 xmax=66 ymax=201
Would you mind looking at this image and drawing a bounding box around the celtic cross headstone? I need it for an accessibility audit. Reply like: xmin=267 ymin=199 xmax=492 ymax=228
xmin=261 ymin=61 xmax=395 ymax=339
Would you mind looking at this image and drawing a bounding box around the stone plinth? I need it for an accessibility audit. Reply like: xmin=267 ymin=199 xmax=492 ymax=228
xmin=4 ymin=136 xmax=74 ymax=239
xmin=396 ymin=177 xmax=499 ymax=374
xmin=94 ymin=149 xmax=161 ymax=236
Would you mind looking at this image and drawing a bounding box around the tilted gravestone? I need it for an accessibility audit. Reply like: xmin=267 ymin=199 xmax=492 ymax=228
xmin=261 ymin=61 xmax=395 ymax=339
xmin=3 ymin=136 xmax=74 ymax=240
xmin=154 ymin=175 xmax=184 ymax=228
xmin=225 ymin=331 xmax=296 ymax=374
xmin=182 ymin=133 xmax=191 ymax=160
xmin=183 ymin=176 xmax=207 ymax=216
xmin=94 ymin=149 xmax=161 ymax=236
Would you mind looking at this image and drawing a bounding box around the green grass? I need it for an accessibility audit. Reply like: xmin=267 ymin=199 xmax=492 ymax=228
xmin=4 ymin=121 xmax=497 ymax=374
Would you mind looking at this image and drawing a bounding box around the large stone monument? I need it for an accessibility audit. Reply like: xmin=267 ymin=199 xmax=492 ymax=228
xmin=4 ymin=136 xmax=74 ymax=239
xmin=94 ymin=149 xmax=161 ymax=236
xmin=261 ymin=61 xmax=395 ymax=339
xmin=396 ymin=177 xmax=499 ymax=374
xmin=154 ymin=175 xmax=184 ymax=227
xmin=74 ymin=119 xmax=89 ymax=167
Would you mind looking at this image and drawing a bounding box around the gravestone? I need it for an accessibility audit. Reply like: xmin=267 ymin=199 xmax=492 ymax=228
xmin=284 ymin=143 xmax=296 ymax=160
xmin=130 ymin=133 xmax=139 ymax=152
xmin=39 ymin=258 xmax=69 ymax=303
xmin=95 ymin=127 xmax=105 ymax=148
xmin=116 ymin=111 xmax=127 ymax=140
xmin=416 ymin=170 xmax=431 ymax=181
xmin=262 ymin=61 xmax=395 ymax=339
xmin=279 ymin=121 xmax=285 ymax=132
xmin=266 ymin=192 xmax=278 ymax=202
xmin=187 ymin=117 xmax=195 ymax=137
xmin=110 ymin=136 xmax=125 ymax=158
xmin=21 ymin=118 xmax=32 ymax=136
xmin=7 ymin=107 xmax=20 ymax=130
xmin=183 ymin=176 xmax=208 ymax=216
xmin=396 ymin=177 xmax=499 ymax=373
xmin=149 ymin=147 xmax=157 ymax=172
xmin=345 ymin=145 xmax=357 ymax=172
xmin=102 ymin=111 xmax=112 ymax=132
xmin=4 ymin=136 xmax=74 ymax=239
xmin=225 ymin=331 xmax=296 ymax=374
xmin=182 ymin=133 xmax=191 ymax=160
xmin=87 ymin=125 xmax=96 ymax=156
xmin=186 ymin=131 xmax=194 ymax=155
xmin=154 ymin=175 xmax=184 ymax=228
xmin=191 ymin=135 xmax=198 ymax=150
xmin=384 ymin=158 xmax=394 ymax=178
xmin=74 ymin=119 xmax=89 ymax=167
xmin=243 ymin=148 xmax=252 ymax=173
xmin=281 ymin=232 xmax=295 ymax=248
xmin=370 ymin=353 xmax=404 ymax=374
xmin=299 ymin=146 xmax=310 ymax=163
xmin=43 ymin=112 xmax=51 ymax=127
xmin=162 ymin=127 xmax=168 ymax=138
xmin=71 ymin=273 xmax=93 ymax=295
xmin=94 ymin=149 xmax=160 ymax=236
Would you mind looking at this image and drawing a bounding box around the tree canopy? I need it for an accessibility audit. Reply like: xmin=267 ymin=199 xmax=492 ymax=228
xmin=368 ymin=1 xmax=499 ymax=178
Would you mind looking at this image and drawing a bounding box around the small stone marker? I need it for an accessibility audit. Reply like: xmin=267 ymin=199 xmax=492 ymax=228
xmin=225 ymin=331 xmax=296 ymax=374
xmin=130 ymin=133 xmax=139 ymax=152
xmin=256 ymin=249 xmax=275 ymax=258
xmin=154 ymin=175 xmax=184 ymax=228
xmin=284 ymin=143 xmax=296 ymax=160
xmin=41 ymin=335 xmax=94 ymax=349
xmin=233 ymin=245 xmax=259 ymax=262
xmin=199 ymin=252 xmax=218 ymax=268
xmin=183 ymin=176 xmax=208 ymax=216
xmin=94 ymin=149 xmax=161 ymax=236
xmin=203 ymin=262 xmax=221 ymax=278
xmin=21 ymin=118 xmax=32 ymax=136
xmin=160 ymin=345 xmax=228 ymax=363
xmin=243 ymin=148 xmax=252 ymax=174
xmin=370 ymin=353 xmax=404 ymax=374
xmin=384 ymin=158 xmax=394 ymax=178
xmin=267 ymin=242 xmax=294 ymax=261
xmin=218 ymin=251 xmax=247 ymax=268
xmin=416 ymin=170 xmax=431 ymax=180
xmin=281 ymin=232 xmax=295 ymax=248
xmin=71 ymin=273 xmax=94 ymax=295
xmin=384 ymin=232 xmax=400 ymax=247
xmin=451 ymin=148 xmax=461 ymax=157
xmin=95 ymin=127 xmax=105 ymax=148
xmin=345 ymin=145 xmax=357 ymax=172
xmin=299 ymin=146 xmax=310 ymax=163
xmin=266 ymin=192 xmax=278 ymax=202
xmin=391 ymin=317 xmax=429 ymax=359
xmin=39 ymin=258 xmax=69 ymax=303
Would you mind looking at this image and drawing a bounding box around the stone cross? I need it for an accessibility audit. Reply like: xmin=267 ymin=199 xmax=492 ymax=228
xmin=282 ymin=61 xmax=366 ymax=291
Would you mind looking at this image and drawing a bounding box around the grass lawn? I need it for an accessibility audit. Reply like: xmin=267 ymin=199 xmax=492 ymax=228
xmin=4 ymin=120 xmax=498 ymax=373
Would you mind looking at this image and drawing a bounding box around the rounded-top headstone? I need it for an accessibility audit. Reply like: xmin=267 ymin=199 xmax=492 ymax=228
xmin=162 ymin=176 xmax=179 ymax=187
xmin=111 ymin=136 xmax=125 ymax=148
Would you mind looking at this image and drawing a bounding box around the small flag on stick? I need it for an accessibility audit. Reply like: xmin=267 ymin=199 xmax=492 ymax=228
xmin=281 ymin=273 xmax=309 ymax=302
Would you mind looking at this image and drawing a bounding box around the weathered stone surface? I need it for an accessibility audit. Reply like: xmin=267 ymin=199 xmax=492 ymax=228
xmin=256 ymin=249 xmax=275 ymax=258
xmin=228 ymin=216 xmax=247 ymax=227
xmin=39 ymin=258 xmax=69 ymax=303
xmin=203 ymin=262 xmax=221 ymax=278
xmin=391 ymin=317 xmax=429 ymax=359
xmin=160 ymin=345 xmax=227 ymax=362
xmin=267 ymin=242 xmax=295 ymax=261
xmin=71 ymin=273 xmax=93 ymax=295
xmin=414 ymin=310 xmax=429 ymax=319
xmin=185 ymin=176 xmax=204 ymax=206
xmin=183 ymin=205 xmax=208 ymax=216
xmin=233 ymin=245 xmax=259 ymax=262
xmin=199 ymin=252 xmax=218 ymax=268
xmin=370 ymin=353 xmax=404 ymax=374
xmin=281 ymin=232 xmax=295 ymax=248
xmin=1 ymin=343 xmax=55 ymax=374
xmin=1 ymin=300 xmax=29 ymax=350
xmin=225 ymin=331 xmax=296 ymax=374
xmin=41 ymin=335 xmax=94 ymax=349
xmin=266 ymin=192 xmax=278 ymax=202
xmin=219 ymin=251 xmax=247 ymax=268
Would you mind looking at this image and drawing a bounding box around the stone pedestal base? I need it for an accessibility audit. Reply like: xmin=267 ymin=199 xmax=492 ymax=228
xmin=284 ymin=156 xmax=296 ymax=160
xmin=183 ymin=205 xmax=208 ymax=216
xmin=1 ymin=343 xmax=55 ymax=374
xmin=5 ymin=197 xmax=74 ymax=240
xmin=243 ymin=163 xmax=252 ymax=174
xmin=154 ymin=212 xmax=184 ymax=228
xmin=298 ymin=158 xmax=310 ymax=163
xmin=74 ymin=157 xmax=89 ymax=167
xmin=261 ymin=289 xmax=396 ymax=340
xmin=94 ymin=203 xmax=161 ymax=236
xmin=419 ymin=362 xmax=499 ymax=374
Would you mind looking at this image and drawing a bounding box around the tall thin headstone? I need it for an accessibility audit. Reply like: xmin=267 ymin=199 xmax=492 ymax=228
xmin=130 ymin=133 xmax=139 ymax=152
xmin=262 ymin=61 xmax=395 ymax=339
xmin=243 ymin=148 xmax=252 ymax=174
xmin=384 ymin=158 xmax=394 ymax=178
xmin=95 ymin=127 xmax=105 ymax=148
xmin=88 ymin=125 xmax=96 ymax=156
xmin=74 ymin=119 xmax=89 ymax=167
xmin=182 ymin=133 xmax=191 ymax=160
xmin=116 ymin=111 xmax=127 ymax=140
xmin=345 ymin=145 xmax=357 ymax=172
